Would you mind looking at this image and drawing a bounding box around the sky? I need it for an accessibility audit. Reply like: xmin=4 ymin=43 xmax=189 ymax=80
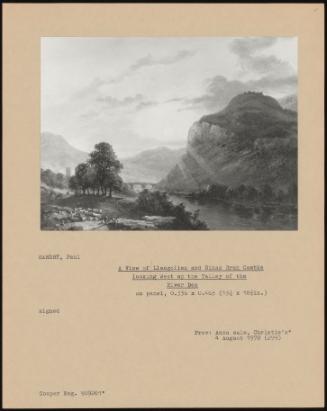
xmin=41 ymin=37 xmax=297 ymax=157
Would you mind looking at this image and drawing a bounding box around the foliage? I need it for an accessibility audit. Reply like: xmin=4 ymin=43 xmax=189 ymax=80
xmin=75 ymin=163 xmax=89 ymax=194
xmin=89 ymin=142 xmax=123 ymax=196
xmin=68 ymin=175 xmax=79 ymax=193
xmin=136 ymin=190 xmax=207 ymax=230
xmin=41 ymin=169 xmax=69 ymax=189
xmin=69 ymin=142 xmax=123 ymax=197
xmin=136 ymin=190 xmax=173 ymax=215
xmin=195 ymin=182 xmax=297 ymax=205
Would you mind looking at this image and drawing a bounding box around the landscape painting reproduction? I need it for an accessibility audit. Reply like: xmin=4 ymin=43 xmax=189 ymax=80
xmin=41 ymin=37 xmax=298 ymax=231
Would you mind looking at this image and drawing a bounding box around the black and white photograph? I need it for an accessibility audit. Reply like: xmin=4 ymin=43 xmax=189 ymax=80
xmin=41 ymin=37 xmax=298 ymax=230
xmin=4 ymin=4 xmax=324 ymax=409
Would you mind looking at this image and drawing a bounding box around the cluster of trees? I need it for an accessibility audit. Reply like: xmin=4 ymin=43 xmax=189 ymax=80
xmin=69 ymin=142 xmax=123 ymax=197
xmin=136 ymin=190 xmax=207 ymax=230
xmin=41 ymin=169 xmax=69 ymax=189
xmin=196 ymin=182 xmax=297 ymax=204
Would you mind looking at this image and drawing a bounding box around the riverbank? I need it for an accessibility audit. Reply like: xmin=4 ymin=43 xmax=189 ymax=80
xmin=41 ymin=191 xmax=207 ymax=230
xmin=41 ymin=189 xmax=297 ymax=231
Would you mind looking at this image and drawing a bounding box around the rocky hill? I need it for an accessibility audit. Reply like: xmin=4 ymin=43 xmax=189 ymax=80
xmin=159 ymin=92 xmax=297 ymax=193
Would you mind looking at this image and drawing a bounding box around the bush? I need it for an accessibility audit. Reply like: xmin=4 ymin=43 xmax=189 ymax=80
xmin=136 ymin=190 xmax=173 ymax=215
xmin=136 ymin=190 xmax=207 ymax=230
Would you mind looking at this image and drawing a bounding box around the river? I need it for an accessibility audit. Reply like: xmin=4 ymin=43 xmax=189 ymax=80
xmin=168 ymin=194 xmax=297 ymax=230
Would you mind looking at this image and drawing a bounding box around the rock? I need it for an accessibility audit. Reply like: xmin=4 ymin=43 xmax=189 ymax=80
xmin=107 ymin=218 xmax=156 ymax=230
xmin=143 ymin=215 xmax=175 ymax=224
xmin=159 ymin=92 xmax=297 ymax=193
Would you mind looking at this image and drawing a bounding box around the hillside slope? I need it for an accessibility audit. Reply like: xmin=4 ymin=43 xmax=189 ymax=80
xmin=121 ymin=147 xmax=185 ymax=183
xmin=41 ymin=132 xmax=88 ymax=173
xmin=159 ymin=92 xmax=297 ymax=192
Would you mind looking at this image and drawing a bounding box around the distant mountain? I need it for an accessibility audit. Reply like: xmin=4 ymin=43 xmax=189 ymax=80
xmin=159 ymin=92 xmax=297 ymax=192
xmin=121 ymin=147 xmax=185 ymax=183
xmin=41 ymin=132 xmax=184 ymax=182
xmin=279 ymin=94 xmax=297 ymax=112
xmin=41 ymin=132 xmax=88 ymax=173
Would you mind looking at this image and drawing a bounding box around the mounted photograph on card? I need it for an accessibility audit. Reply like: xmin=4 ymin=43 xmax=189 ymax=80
xmin=41 ymin=37 xmax=298 ymax=231
xmin=4 ymin=4 xmax=324 ymax=409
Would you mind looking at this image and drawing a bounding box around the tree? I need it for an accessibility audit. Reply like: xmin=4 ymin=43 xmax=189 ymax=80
xmin=104 ymin=171 xmax=123 ymax=197
xmin=85 ymin=166 xmax=98 ymax=195
xmin=55 ymin=172 xmax=65 ymax=188
xmin=68 ymin=175 xmax=79 ymax=195
xmin=207 ymin=183 xmax=228 ymax=200
xmin=75 ymin=163 xmax=89 ymax=194
xmin=88 ymin=142 xmax=123 ymax=196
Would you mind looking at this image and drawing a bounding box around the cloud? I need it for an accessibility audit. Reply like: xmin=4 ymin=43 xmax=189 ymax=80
xmin=96 ymin=94 xmax=144 ymax=109
xmin=181 ymin=76 xmax=247 ymax=110
xmin=165 ymin=97 xmax=185 ymax=103
xmin=131 ymin=49 xmax=195 ymax=70
xmin=174 ymin=37 xmax=297 ymax=112
xmin=240 ymin=55 xmax=293 ymax=76
xmin=229 ymin=37 xmax=294 ymax=78
xmin=135 ymin=101 xmax=159 ymax=111
xmin=73 ymin=77 xmax=105 ymax=99
xmin=180 ymin=73 xmax=297 ymax=112
xmin=109 ymin=49 xmax=196 ymax=85
xmin=230 ymin=37 xmax=277 ymax=57
xmin=79 ymin=93 xmax=160 ymax=119
xmin=97 ymin=93 xmax=160 ymax=112
xmin=248 ymin=74 xmax=297 ymax=91
xmin=74 ymin=49 xmax=197 ymax=97
xmin=80 ymin=109 xmax=99 ymax=119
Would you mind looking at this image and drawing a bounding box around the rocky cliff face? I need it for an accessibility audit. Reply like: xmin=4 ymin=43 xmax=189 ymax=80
xmin=159 ymin=92 xmax=297 ymax=192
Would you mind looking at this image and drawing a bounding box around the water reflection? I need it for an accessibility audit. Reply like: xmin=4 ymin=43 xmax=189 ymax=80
xmin=168 ymin=194 xmax=297 ymax=230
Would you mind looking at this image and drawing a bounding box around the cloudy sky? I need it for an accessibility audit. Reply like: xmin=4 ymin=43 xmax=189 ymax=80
xmin=41 ymin=37 xmax=297 ymax=157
